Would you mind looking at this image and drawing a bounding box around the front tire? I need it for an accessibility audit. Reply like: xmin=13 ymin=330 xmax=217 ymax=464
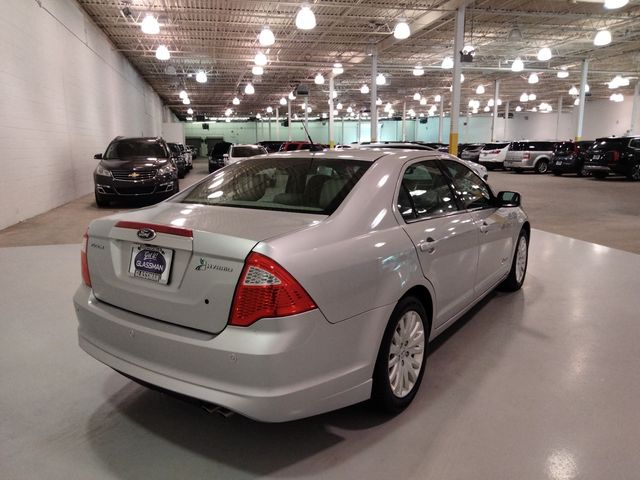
xmin=498 ymin=230 xmax=529 ymax=292
xmin=627 ymin=163 xmax=640 ymax=181
xmin=95 ymin=192 xmax=108 ymax=207
xmin=372 ymin=297 xmax=428 ymax=414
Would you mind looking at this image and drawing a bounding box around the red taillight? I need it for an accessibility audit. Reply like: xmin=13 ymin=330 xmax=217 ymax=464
xmin=491 ymin=150 xmax=500 ymax=154
xmin=523 ymin=152 xmax=530 ymax=159
xmin=610 ymin=150 xmax=620 ymax=163
xmin=229 ymin=252 xmax=317 ymax=327
xmin=81 ymin=230 xmax=91 ymax=287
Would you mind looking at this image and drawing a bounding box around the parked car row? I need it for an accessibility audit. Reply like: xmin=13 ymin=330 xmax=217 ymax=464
xmin=93 ymin=136 xmax=194 ymax=207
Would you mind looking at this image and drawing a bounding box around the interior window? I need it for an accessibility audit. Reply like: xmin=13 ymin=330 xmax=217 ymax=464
xmin=398 ymin=162 xmax=459 ymax=220
xmin=440 ymin=160 xmax=493 ymax=210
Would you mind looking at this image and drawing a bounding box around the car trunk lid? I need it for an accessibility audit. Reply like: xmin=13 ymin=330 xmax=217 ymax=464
xmin=86 ymin=203 xmax=325 ymax=334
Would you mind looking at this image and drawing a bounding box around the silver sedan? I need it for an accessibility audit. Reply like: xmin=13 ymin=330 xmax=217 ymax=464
xmin=74 ymin=149 xmax=529 ymax=422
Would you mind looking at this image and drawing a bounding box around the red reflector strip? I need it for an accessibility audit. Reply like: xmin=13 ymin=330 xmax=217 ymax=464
xmin=115 ymin=221 xmax=193 ymax=238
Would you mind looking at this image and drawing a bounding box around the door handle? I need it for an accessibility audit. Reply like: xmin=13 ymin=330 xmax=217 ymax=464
xmin=418 ymin=237 xmax=437 ymax=253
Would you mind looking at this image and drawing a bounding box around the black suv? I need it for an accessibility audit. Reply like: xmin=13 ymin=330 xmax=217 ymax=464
xmin=93 ymin=137 xmax=179 ymax=207
xmin=584 ymin=136 xmax=640 ymax=180
xmin=551 ymin=140 xmax=594 ymax=177
xmin=208 ymin=141 xmax=232 ymax=173
xmin=167 ymin=142 xmax=188 ymax=178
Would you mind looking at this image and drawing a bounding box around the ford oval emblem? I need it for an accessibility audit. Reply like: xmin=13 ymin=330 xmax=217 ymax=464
xmin=137 ymin=228 xmax=156 ymax=241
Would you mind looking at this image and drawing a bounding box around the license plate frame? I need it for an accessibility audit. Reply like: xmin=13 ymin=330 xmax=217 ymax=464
xmin=128 ymin=244 xmax=174 ymax=284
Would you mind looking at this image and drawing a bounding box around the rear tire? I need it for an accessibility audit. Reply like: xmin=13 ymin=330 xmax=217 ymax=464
xmin=498 ymin=230 xmax=529 ymax=292
xmin=372 ymin=296 xmax=428 ymax=414
xmin=627 ymin=163 xmax=640 ymax=181
xmin=535 ymin=160 xmax=549 ymax=174
xmin=593 ymin=172 xmax=607 ymax=180
xmin=577 ymin=163 xmax=587 ymax=177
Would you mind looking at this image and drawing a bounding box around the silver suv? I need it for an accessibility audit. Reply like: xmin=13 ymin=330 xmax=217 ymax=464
xmin=504 ymin=141 xmax=558 ymax=174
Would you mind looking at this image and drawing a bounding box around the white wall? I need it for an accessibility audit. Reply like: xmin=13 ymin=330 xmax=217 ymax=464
xmin=0 ymin=0 xmax=165 ymax=230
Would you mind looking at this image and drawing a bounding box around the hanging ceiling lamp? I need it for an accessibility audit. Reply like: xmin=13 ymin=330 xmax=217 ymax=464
xmin=441 ymin=56 xmax=454 ymax=69
xmin=258 ymin=26 xmax=275 ymax=46
xmin=332 ymin=63 xmax=344 ymax=75
xmin=569 ymin=85 xmax=579 ymax=96
xmin=252 ymin=66 xmax=264 ymax=76
xmin=155 ymin=45 xmax=170 ymax=61
xmin=557 ymin=67 xmax=569 ymax=79
xmin=254 ymin=52 xmax=267 ymax=66
xmin=394 ymin=19 xmax=411 ymax=40
xmin=232 ymin=97 xmax=240 ymax=105
xmin=520 ymin=92 xmax=529 ymax=102
xmin=528 ymin=73 xmax=539 ymax=84
xmin=376 ymin=73 xmax=386 ymax=85
xmin=528 ymin=93 xmax=537 ymax=101
xmin=266 ymin=106 xmax=273 ymax=113
xmin=244 ymin=83 xmax=255 ymax=95
xmin=413 ymin=92 xmax=421 ymax=101
xmin=537 ymin=47 xmax=552 ymax=61
xmin=179 ymin=90 xmax=188 ymax=99
xmin=476 ymin=85 xmax=485 ymax=94
xmin=279 ymin=97 xmax=287 ymax=106
xmin=360 ymin=84 xmax=369 ymax=94
xmin=195 ymin=71 xmax=207 ymax=83
xmin=187 ymin=108 xmax=193 ymax=115
xmin=141 ymin=14 xmax=160 ymax=34
xmin=295 ymin=4 xmax=316 ymax=30
xmin=511 ymin=57 xmax=524 ymax=72
xmin=413 ymin=65 xmax=424 ymax=76
xmin=314 ymin=73 xmax=325 ymax=85
xmin=420 ymin=97 xmax=427 ymax=106
xmin=434 ymin=94 xmax=442 ymax=102
xmin=593 ymin=30 xmax=612 ymax=46
xmin=604 ymin=0 xmax=629 ymax=8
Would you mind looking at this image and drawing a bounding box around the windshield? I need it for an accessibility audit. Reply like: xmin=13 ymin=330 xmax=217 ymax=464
xmin=105 ymin=139 xmax=166 ymax=159
xmin=167 ymin=143 xmax=181 ymax=155
xmin=482 ymin=143 xmax=508 ymax=150
xmin=180 ymin=157 xmax=371 ymax=215
xmin=232 ymin=146 xmax=266 ymax=158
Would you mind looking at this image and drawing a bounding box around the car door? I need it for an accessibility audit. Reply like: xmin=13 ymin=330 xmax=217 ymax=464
xmin=397 ymin=160 xmax=479 ymax=328
xmin=439 ymin=159 xmax=515 ymax=296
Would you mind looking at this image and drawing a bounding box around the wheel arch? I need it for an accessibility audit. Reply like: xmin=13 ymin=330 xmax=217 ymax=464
xmin=400 ymin=285 xmax=434 ymax=334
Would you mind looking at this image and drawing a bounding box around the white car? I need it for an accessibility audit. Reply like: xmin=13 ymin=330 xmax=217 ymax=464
xmin=478 ymin=142 xmax=510 ymax=169
xmin=224 ymin=144 xmax=268 ymax=165
xmin=75 ymin=149 xmax=529 ymax=422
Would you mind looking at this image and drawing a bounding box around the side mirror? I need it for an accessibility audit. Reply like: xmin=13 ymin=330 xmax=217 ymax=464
xmin=497 ymin=191 xmax=521 ymax=207
xmin=94 ymin=153 xmax=103 ymax=159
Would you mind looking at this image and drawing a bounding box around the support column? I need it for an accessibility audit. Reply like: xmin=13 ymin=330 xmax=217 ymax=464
xmin=503 ymin=101 xmax=510 ymax=140
xmin=438 ymin=96 xmax=444 ymax=143
xmin=402 ymin=101 xmax=407 ymax=141
xmin=630 ymin=81 xmax=639 ymax=135
xmin=449 ymin=5 xmax=465 ymax=156
xmin=275 ymin=107 xmax=280 ymax=140
xmin=414 ymin=115 xmax=418 ymax=141
xmin=370 ymin=49 xmax=378 ymax=142
xmin=328 ymin=76 xmax=335 ymax=148
xmin=357 ymin=116 xmax=361 ymax=142
xmin=287 ymin=101 xmax=292 ymax=141
xmin=341 ymin=116 xmax=345 ymax=144
xmin=304 ymin=95 xmax=309 ymax=132
xmin=576 ymin=59 xmax=589 ymax=141
xmin=556 ymin=96 xmax=563 ymax=140
xmin=268 ymin=117 xmax=272 ymax=140
xmin=491 ymin=79 xmax=500 ymax=141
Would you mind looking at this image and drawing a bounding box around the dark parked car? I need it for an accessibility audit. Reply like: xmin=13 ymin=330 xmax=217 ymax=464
xmin=584 ymin=136 xmax=640 ymax=180
xmin=167 ymin=143 xmax=188 ymax=178
xmin=551 ymin=141 xmax=594 ymax=177
xmin=459 ymin=143 xmax=485 ymax=162
xmin=208 ymin=141 xmax=232 ymax=173
xmin=93 ymin=137 xmax=179 ymax=207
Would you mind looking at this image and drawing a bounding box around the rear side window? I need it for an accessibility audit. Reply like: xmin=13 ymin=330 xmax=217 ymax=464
xmin=105 ymin=140 xmax=166 ymax=159
xmin=630 ymin=139 xmax=640 ymax=149
xmin=232 ymin=146 xmax=266 ymax=158
xmin=483 ymin=143 xmax=509 ymax=151
xmin=594 ymin=138 xmax=626 ymax=150
xmin=440 ymin=160 xmax=493 ymax=209
xmin=180 ymin=157 xmax=370 ymax=215
xmin=533 ymin=142 xmax=554 ymax=151
xmin=398 ymin=162 xmax=459 ymax=221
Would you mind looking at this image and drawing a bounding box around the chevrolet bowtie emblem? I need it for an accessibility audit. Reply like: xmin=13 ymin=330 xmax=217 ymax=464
xmin=129 ymin=172 xmax=140 ymax=178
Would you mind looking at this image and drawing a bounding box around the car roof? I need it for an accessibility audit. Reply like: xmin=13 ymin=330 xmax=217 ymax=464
xmin=112 ymin=136 xmax=162 ymax=142
xmin=233 ymin=144 xmax=265 ymax=148
xmin=268 ymin=148 xmax=441 ymax=163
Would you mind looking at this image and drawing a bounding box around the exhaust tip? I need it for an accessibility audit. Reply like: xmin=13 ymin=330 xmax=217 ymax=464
xmin=201 ymin=403 xmax=235 ymax=418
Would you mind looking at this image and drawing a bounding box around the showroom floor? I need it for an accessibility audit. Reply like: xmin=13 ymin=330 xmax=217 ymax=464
xmin=2 ymin=225 xmax=640 ymax=477
xmin=2 ymin=161 xmax=640 ymax=479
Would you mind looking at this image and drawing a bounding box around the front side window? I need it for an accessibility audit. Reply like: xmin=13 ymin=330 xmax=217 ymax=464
xmin=180 ymin=157 xmax=370 ymax=215
xmin=397 ymin=162 xmax=459 ymax=221
xmin=440 ymin=160 xmax=493 ymax=210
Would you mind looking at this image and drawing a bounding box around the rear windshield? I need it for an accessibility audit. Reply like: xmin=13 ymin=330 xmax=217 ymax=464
xmin=212 ymin=142 xmax=231 ymax=154
xmin=510 ymin=142 xmax=553 ymax=151
xmin=180 ymin=157 xmax=371 ymax=215
xmin=232 ymin=146 xmax=266 ymax=158
xmin=554 ymin=142 xmax=575 ymax=153
xmin=482 ymin=143 xmax=508 ymax=150
xmin=105 ymin=139 xmax=166 ymax=159
xmin=594 ymin=138 xmax=627 ymax=150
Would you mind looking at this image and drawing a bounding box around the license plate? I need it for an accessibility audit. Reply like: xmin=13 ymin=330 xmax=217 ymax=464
xmin=556 ymin=161 xmax=563 ymax=165
xmin=593 ymin=155 xmax=600 ymax=160
xmin=128 ymin=244 xmax=173 ymax=284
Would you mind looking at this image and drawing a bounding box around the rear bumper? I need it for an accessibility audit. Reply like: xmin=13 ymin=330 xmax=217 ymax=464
xmin=74 ymin=285 xmax=391 ymax=422
xmin=584 ymin=165 xmax=611 ymax=174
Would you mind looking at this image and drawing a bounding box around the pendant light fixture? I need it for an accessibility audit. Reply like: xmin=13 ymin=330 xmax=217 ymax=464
xmin=314 ymin=73 xmax=325 ymax=85
xmin=332 ymin=63 xmax=344 ymax=75
xmin=528 ymin=73 xmax=539 ymax=84
xmin=254 ymin=52 xmax=267 ymax=66
xmin=195 ymin=71 xmax=207 ymax=83
xmin=232 ymin=97 xmax=240 ymax=105
xmin=245 ymin=83 xmax=255 ymax=95
xmin=476 ymin=84 xmax=485 ymax=94
xmin=360 ymin=84 xmax=369 ymax=94
xmin=441 ymin=56 xmax=454 ymax=69
xmin=569 ymin=85 xmax=579 ymax=96
xmin=141 ymin=14 xmax=160 ymax=34
xmin=420 ymin=97 xmax=427 ymax=106
xmin=593 ymin=30 xmax=612 ymax=46
xmin=537 ymin=47 xmax=552 ymax=61
xmin=187 ymin=108 xmax=193 ymax=115
xmin=279 ymin=97 xmax=287 ymax=106
xmin=252 ymin=66 xmax=264 ymax=76
xmin=155 ymin=45 xmax=170 ymax=61
xmin=511 ymin=57 xmax=524 ymax=72
xmin=295 ymin=4 xmax=316 ymax=30
xmin=413 ymin=66 xmax=424 ymax=76
xmin=413 ymin=92 xmax=421 ymax=101
xmin=394 ymin=19 xmax=411 ymax=40
xmin=258 ymin=26 xmax=275 ymax=46
xmin=376 ymin=73 xmax=386 ymax=85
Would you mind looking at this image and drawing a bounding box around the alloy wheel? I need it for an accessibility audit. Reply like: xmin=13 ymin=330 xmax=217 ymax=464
xmin=515 ymin=235 xmax=528 ymax=284
xmin=388 ymin=310 xmax=425 ymax=398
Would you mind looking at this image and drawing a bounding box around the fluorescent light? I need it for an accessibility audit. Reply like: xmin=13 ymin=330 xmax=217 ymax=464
xmin=155 ymin=45 xmax=170 ymax=61
xmin=394 ymin=19 xmax=411 ymax=40
xmin=604 ymin=0 xmax=628 ymax=9
xmin=441 ymin=56 xmax=454 ymax=69
xmin=258 ymin=26 xmax=275 ymax=46
xmin=244 ymin=83 xmax=255 ymax=95
xmin=528 ymin=73 xmax=539 ymax=84
xmin=360 ymin=84 xmax=369 ymax=94
xmin=537 ymin=47 xmax=552 ymax=61
xmin=413 ymin=66 xmax=424 ymax=76
xmin=476 ymin=85 xmax=485 ymax=94
xmin=254 ymin=52 xmax=267 ymax=66
xmin=252 ymin=66 xmax=264 ymax=75
xmin=279 ymin=97 xmax=287 ymax=106
xmin=140 ymin=14 xmax=159 ymax=34
xmin=332 ymin=63 xmax=344 ymax=75
xmin=295 ymin=4 xmax=316 ymax=30
xmin=314 ymin=73 xmax=325 ymax=85
xmin=232 ymin=97 xmax=240 ymax=105
xmin=413 ymin=92 xmax=421 ymax=101
xmin=511 ymin=57 xmax=524 ymax=72
xmin=376 ymin=73 xmax=386 ymax=85
xmin=594 ymin=30 xmax=612 ymax=46
xmin=195 ymin=71 xmax=207 ymax=83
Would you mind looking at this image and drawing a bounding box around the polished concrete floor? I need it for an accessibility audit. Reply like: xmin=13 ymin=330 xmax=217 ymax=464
xmin=2 ymin=230 xmax=640 ymax=479
xmin=1 ymin=164 xmax=639 ymax=254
